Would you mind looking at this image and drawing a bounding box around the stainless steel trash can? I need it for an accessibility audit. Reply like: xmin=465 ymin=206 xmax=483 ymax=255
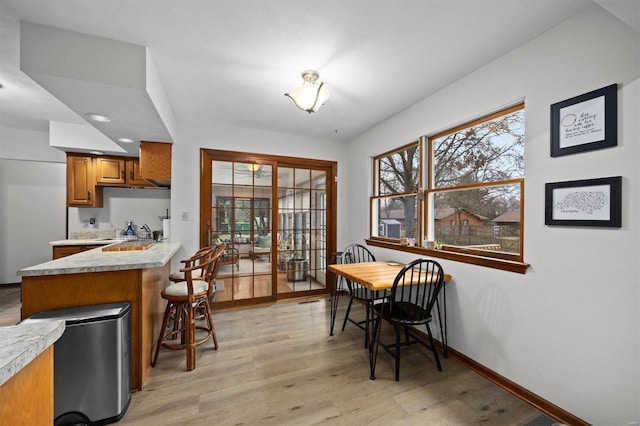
xmin=22 ymin=302 xmax=131 ymax=426
xmin=286 ymin=258 xmax=309 ymax=281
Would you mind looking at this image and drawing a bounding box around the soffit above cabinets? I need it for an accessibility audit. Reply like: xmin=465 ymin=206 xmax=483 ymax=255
xmin=20 ymin=22 xmax=174 ymax=157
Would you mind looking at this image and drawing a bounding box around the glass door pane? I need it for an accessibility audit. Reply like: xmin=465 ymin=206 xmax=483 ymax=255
xmin=211 ymin=161 xmax=273 ymax=302
xmin=277 ymin=167 xmax=327 ymax=294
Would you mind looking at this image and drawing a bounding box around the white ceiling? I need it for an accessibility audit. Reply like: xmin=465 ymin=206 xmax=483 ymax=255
xmin=0 ymin=0 xmax=637 ymax=155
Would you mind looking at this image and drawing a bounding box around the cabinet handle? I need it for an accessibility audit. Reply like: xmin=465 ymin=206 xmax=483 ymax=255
xmin=130 ymin=170 xmax=134 ymax=180
xmin=122 ymin=171 xmax=125 ymax=179
xmin=88 ymin=191 xmax=92 ymax=201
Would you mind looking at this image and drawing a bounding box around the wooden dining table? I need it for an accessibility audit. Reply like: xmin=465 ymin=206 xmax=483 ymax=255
xmin=328 ymin=261 xmax=452 ymax=378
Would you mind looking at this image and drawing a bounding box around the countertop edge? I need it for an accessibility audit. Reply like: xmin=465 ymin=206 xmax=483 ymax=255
xmin=17 ymin=242 xmax=182 ymax=277
xmin=0 ymin=320 xmax=65 ymax=386
xmin=49 ymin=239 xmax=118 ymax=246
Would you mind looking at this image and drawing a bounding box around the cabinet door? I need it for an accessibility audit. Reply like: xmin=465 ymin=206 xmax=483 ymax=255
xmin=139 ymin=141 xmax=171 ymax=186
xmin=53 ymin=245 xmax=103 ymax=260
xmin=126 ymin=158 xmax=155 ymax=187
xmin=95 ymin=157 xmax=126 ymax=185
xmin=67 ymin=154 xmax=103 ymax=207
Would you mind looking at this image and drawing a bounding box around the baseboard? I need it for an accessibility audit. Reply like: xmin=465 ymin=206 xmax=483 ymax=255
xmin=0 ymin=282 xmax=20 ymax=287
xmin=411 ymin=328 xmax=589 ymax=426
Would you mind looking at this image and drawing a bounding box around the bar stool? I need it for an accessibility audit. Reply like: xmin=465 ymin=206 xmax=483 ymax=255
xmin=152 ymin=244 xmax=225 ymax=371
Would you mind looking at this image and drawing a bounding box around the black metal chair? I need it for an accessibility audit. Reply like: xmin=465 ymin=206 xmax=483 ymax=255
xmin=340 ymin=243 xmax=387 ymax=348
xmin=371 ymin=258 xmax=445 ymax=381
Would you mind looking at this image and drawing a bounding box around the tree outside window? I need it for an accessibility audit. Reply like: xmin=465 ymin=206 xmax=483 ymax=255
xmin=372 ymin=142 xmax=420 ymax=240
xmin=429 ymin=104 xmax=524 ymax=257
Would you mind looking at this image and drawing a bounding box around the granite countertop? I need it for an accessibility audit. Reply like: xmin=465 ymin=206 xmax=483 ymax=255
xmin=49 ymin=238 xmax=122 ymax=246
xmin=18 ymin=241 xmax=182 ymax=277
xmin=0 ymin=320 xmax=65 ymax=386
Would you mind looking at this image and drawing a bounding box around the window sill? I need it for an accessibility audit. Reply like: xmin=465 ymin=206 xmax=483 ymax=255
xmin=365 ymin=239 xmax=529 ymax=274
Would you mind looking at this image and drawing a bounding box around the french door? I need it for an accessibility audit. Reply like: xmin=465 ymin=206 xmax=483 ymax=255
xmin=200 ymin=149 xmax=337 ymax=308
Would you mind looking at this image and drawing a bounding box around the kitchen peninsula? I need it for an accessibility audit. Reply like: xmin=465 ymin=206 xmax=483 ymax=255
xmin=17 ymin=241 xmax=181 ymax=391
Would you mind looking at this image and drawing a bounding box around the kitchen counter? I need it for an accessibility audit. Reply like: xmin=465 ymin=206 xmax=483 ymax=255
xmin=49 ymin=238 xmax=122 ymax=246
xmin=0 ymin=320 xmax=64 ymax=386
xmin=18 ymin=241 xmax=181 ymax=277
xmin=18 ymin=241 xmax=182 ymax=391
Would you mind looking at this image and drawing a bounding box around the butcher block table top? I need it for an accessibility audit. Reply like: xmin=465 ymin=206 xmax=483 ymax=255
xmin=102 ymin=241 xmax=156 ymax=251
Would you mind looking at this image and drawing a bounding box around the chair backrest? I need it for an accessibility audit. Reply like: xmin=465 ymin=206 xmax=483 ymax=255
xmin=388 ymin=258 xmax=445 ymax=325
xmin=177 ymin=247 xmax=215 ymax=299
xmin=342 ymin=243 xmax=375 ymax=264
xmin=341 ymin=244 xmax=376 ymax=294
xmin=207 ymin=243 xmax=227 ymax=284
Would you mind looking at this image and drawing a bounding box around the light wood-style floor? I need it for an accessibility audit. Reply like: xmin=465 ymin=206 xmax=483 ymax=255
xmin=0 ymin=285 xmax=554 ymax=425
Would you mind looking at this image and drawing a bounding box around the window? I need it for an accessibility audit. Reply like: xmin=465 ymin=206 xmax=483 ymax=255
xmin=368 ymin=104 xmax=527 ymax=273
xmin=371 ymin=141 xmax=421 ymax=240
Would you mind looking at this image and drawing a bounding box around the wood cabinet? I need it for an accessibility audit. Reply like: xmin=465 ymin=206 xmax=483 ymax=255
xmin=67 ymin=153 xmax=103 ymax=207
xmin=126 ymin=158 xmax=155 ymax=187
xmin=139 ymin=141 xmax=171 ymax=187
xmin=0 ymin=347 xmax=53 ymax=425
xmin=67 ymin=151 xmax=164 ymax=207
xmin=53 ymin=244 xmax=104 ymax=260
xmin=95 ymin=156 xmax=126 ymax=185
xmin=96 ymin=156 xmax=155 ymax=187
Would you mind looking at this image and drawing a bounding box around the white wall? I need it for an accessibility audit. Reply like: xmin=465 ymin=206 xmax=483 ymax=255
xmin=67 ymin=187 xmax=170 ymax=235
xmin=0 ymin=126 xmax=67 ymax=283
xmin=168 ymin=120 xmax=348 ymax=266
xmin=347 ymin=6 xmax=639 ymax=425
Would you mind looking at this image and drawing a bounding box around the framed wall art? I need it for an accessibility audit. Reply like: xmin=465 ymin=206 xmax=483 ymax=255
xmin=550 ymin=83 xmax=617 ymax=157
xmin=545 ymin=176 xmax=621 ymax=227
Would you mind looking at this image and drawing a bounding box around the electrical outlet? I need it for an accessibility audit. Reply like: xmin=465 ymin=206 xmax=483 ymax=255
xmin=181 ymin=211 xmax=188 ymax=221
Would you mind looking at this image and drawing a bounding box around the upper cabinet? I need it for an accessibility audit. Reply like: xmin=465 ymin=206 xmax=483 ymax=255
xmin=67 ymin=151 xmax=166 ymax=207
xmin=67 ymin=154 xmax=103 ymax=208
xmin=96 ymin=156 xmax=156 ymax=187
xmin=139 ymin=141 xmax=171 ymax=187
xmin=95 ymin=156 xmax=126 ymax=185
xmin=126 ymin=158 xmax=155 ymax=187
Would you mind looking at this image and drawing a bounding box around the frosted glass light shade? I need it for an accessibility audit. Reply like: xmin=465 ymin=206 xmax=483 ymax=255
xmin=285 ymin=70 xmax=329 ymax=113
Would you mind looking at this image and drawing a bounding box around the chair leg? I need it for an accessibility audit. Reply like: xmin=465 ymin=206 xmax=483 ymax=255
xmin=394 ymin=323 xmax=401 ymax=381
xmin=341 ymin=296 xmax=355 ymax=331
xmin=152 ymin=302 xmax=173 ymax=367
xmin=186 ymin=305 xmax=196 ymax=371
xmin=363 ymin=301 xmax=372 ymax=349
xmin=203 ymin=300 xmax=218 ymax=350
xmin=426 ymin=324 xmax=442 ymax=371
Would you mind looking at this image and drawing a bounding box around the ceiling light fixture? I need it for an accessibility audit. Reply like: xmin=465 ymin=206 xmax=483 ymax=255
xmin=117 ymin=137 xmax=134 ymax=143
xmin=85 ymin=113 xmax=111 ymax=123
xmin=285 ymin=70 xmax=329 ymax=113
xmin=246 ymin=163 xmax=260 ymax=172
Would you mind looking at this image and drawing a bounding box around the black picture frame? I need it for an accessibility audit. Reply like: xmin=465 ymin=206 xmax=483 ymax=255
xmin=550 ymin=84 xmax=617 ymax=157
xmin=545 ymin=176 xmax=621 ymax=227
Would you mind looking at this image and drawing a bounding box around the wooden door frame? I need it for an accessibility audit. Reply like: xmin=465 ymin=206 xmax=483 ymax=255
xmin=200 ymin=149 xmax=337 ymax=307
